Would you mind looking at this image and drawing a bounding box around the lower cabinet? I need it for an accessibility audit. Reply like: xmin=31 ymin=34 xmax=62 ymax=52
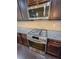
xmin=17 ymin=33 xmax=28 ymax=46
xmin=17 ymin=33 xmax=22 ymax=44
xmin=21 ymin=33 xmax=28 ymax=46
xmin=17 ymin=33 xmax=61 ymax=58
xmin=46 ymin=39 xmax=61 ymax=58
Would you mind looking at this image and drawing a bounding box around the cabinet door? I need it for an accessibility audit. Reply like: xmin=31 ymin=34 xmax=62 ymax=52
xmin=28 ymin=0 xmax=48 ymax=6
xmin=17 ymin=3 xmax=22 ymax=21
xmin=21 ymin=34 xmax=28 ymax=46
xmin=28 ymin=0 xmax=37 ymax=6
xmin=49 ymin=0 xmax=61 ymax=20
xmin=17 ymin=33 xmax=22 ymax=44
xmin=18 ymin=0 xmax=28 ymax=20
xmin=46 ymin=39 xmax=61 ymax=57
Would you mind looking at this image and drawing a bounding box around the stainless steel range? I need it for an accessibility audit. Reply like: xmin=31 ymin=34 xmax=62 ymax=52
xmin=27 ymin=29 xmax=47 ymax=55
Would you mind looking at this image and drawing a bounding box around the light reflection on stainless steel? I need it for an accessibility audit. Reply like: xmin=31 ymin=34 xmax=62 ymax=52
xmin=27 ymin=29 xmax=47 ymax=44
xmin=28 ymin=29 xmax=47 ymax=37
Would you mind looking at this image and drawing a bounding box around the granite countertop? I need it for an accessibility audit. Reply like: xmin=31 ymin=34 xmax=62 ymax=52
xmin=17 ymin=28 xmax=61 ymax=40
xmin=47 ymin=31 xmax=61 ymax=40
xmin=17 ymin=20 xmax=61 ymax=40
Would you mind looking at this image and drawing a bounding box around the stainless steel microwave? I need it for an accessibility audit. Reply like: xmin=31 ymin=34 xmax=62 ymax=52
xmin=27 ymin=2 xmax=51 ymax=20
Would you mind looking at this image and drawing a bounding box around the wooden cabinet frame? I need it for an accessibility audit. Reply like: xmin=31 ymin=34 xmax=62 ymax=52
xmin=46 ymin=39 xmax=61 ymax=58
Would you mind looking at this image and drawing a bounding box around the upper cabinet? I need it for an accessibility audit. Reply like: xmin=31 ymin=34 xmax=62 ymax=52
xmin=17 ymin=0 xmax=61 ymax=20
xmin=28 ymin=0 xmax=49 ymax=6
xmin=27 ymin=0 xmax=61 ymax=20
xmin=28 ymin=0 xmax=36 ymax=6
xmin=17 ymin=3 xmax=23 ymax=21
xmin=49 ymin=0 xmax=61 ymax=20
xmin=38 ymin=0 xmax=48 ymax=3
xmin=17 ymin=0 xmax=28 ymax=21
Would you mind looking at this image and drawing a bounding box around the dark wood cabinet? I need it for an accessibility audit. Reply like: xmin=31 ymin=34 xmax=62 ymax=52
xmin=28 ymin=0 xmax=37 ymax=6
xmin=17 ymin=33 xmax=28 ymax=46
xmin=21 ymin=33 xmax=28 ymax=46
xmin=17 ymin=33 xmax=23 ymax=44
xmin=37 ymin=0 xmax=48 ymax=4
xmin=28 ymin=0 xmax=48 ymax=6
xmin=49 ymin=0 xmax=61 ymax=20
xmin=46 ymin=39 xmax=61 ymax=58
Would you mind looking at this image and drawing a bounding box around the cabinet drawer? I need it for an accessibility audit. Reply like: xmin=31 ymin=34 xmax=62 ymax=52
xmin=47 ymin=45 xmax=60 ymax=56
xmin=48 ymin=39 xmax=61 ymax=47
xmin=17 ymin=33 xmax=28 ymax=46
xmin=46 ymin=39 xmax=61 ymax=57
